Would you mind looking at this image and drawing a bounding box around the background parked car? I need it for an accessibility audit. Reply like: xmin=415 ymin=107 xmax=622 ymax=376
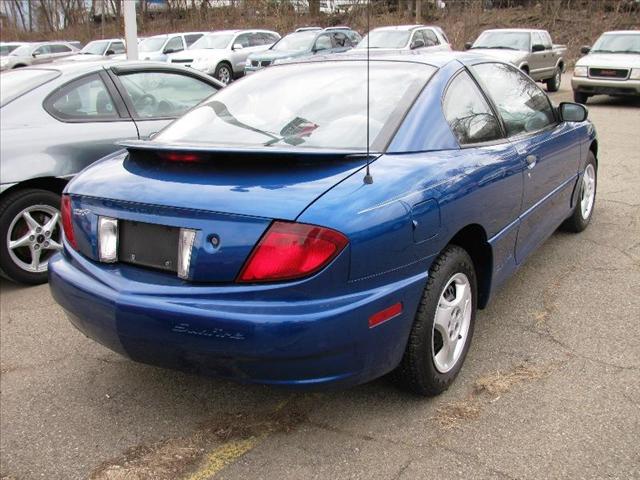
xmin=465 ymin=28 xmax=566 ymax=91
xmin=138 ymin=32 xmax=207 ymax=62
xmin=0 ymin=42 xmax=29 ymax=58
xmin=0 ymin=61 xmax=223 ymax=284
xmin=64 ymin=38 xmax=125 ymax=62
xmin=245 ymin=26 xmax=360 ymax=74
xmin=168 ymin=29 xmax=280 ymax=84
xmin=0 ymin=41 xmax=79 ymax=71
xmin=572 ymin=30 xmax=640 ymax=104
xmin=354 ymin=24 xmax=451 ymax=53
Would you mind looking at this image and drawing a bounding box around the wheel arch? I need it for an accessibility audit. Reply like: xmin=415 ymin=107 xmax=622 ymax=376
xmin=1 ymin=177 xmax=68 ymax=202
xmin=589 ymin=139 xmax=598 ymax=166
xmin=446 ymin=224 xmax=493 ymax=309
xmin=519 ymin=63 xmax=529 ymax=74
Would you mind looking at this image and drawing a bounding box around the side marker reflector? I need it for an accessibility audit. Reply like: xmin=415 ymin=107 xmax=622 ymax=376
xmin=369 ymin=302 xmax=403 ymax=328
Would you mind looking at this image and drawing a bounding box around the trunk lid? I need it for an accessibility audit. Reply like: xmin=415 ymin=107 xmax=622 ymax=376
xmin=67 ymin=144 xmax=367 ymax=282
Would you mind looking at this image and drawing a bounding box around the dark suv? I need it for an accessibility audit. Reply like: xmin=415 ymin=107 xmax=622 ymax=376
xmin=245 ymin=27 xmax=361 ymax=74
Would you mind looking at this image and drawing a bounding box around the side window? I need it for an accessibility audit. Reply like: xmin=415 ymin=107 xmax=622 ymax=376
xmin=234 ymin=33 xmax=251 ymax=48
xmin=531 ymin=32 xmax=544 ymax=50
xmin=34 ymin=45 xmax=51 ymax=55
xmin=184 ymin=34 xmax=203 ymax=46
xmin=164 ymin=36 xmax=183 ymax=53
xmin=248 ymin=33 xmax=264 ymax=47
xmin=109 ymin=42 xmax=126 ymax=54
xmin=472 ymin=63 xmax=556 ymax=137
xmin=332 ymin=32 xmax=349 ymax=48
xmin=314 ymin=34 xmax=332 ymax=51
xmin=541 ymin=32 xmax=552 ymax=49
xmin=347 ymin=31 xmax=361 ymax=44
xmin=411 ymin=30 xmax=425 ymax=47
xmin=46 ymin=74 xmax=118 ymax=121
xmin=443 ymin=71 xmax=503 ymax=145
xmin=51 ymin=44 xmax=72 ymax=53
xmin=424 ymin=29 xmax=439 ymax=46
xmin=118 ymin=72 xmax=217 ymax=119
xmin=265 ymin=33 xmax=280 ymax=44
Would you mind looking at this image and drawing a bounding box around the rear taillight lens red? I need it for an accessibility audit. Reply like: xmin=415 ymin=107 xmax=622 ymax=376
xmin=237 ymin=221 xmax=348 ymax=283
xmin=61 ymin=195 xmax=77 ymax=250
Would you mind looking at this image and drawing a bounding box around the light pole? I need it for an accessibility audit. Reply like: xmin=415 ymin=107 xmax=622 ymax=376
xmin=123 ymin=0 xmax=139 ymax=60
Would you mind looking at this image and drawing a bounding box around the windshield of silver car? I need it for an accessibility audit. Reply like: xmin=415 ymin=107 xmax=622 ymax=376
xmin=592 ymin=33 xmax=640 ymax=54
xmin=472 ymin=32 xmax=530 ymax=51
xmin=190 ymin=34 xmax=234 ymax=50
xmin=272 ymin=31 xmax=318 ymax=52
xmin=81 ymin=40 xmax=109 ymax=55
xmin=154 ymin=61 xmax=435 ymax=151
xmin=355 ymin=30 xmax=410 ymax=49
xmin=139 ymin=37 xmax=167 ymax=53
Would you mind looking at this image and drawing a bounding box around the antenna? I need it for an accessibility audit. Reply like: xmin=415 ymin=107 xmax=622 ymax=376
xmin=363 ymin=0 xmax=373 ymax=185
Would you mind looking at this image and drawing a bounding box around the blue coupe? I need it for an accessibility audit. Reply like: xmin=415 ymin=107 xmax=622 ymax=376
xmin=49 ymin=53 xmax=598 ymax=395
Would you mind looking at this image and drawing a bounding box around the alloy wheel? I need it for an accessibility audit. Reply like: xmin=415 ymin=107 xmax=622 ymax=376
xmin=7 ymin=205 xmax=62 ymax=274
xmin=432 ymin=272 xmax=472 ymax=373
xmin=218 ymin=66 xmax=231 ymax=84
xmin=580 ymin=164 xmax=596 ymax=219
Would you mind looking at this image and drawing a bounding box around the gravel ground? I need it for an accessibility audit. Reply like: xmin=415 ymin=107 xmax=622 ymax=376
xmin=1 ymin=72 xmax=639 ymax=480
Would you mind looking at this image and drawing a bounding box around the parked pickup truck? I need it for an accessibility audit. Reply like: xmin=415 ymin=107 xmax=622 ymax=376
xmin=465 ymin=28 xmax=566 ymax=92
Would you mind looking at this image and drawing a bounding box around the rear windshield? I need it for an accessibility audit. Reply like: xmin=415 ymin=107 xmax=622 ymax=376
xmin=0 ymin=69 xmax=60 ymax=107
xmin=155 ymin=61 xmax=435 ymax=151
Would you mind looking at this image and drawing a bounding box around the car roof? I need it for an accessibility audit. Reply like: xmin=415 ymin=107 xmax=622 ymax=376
xmin=283 ymin=50 xmax=499 ymax=69
xmin=482 ymin=28 xmax=542 ymax=33
xmin=372 ymin=24 xmax=425 ymax=32
xmin=86 ymin=38 xmax=123 ymax=42
xmin=602 ymin=30 xmax=640 ymax=35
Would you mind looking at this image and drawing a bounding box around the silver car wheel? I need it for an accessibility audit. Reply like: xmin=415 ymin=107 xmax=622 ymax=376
xmin=217 ymin=65 xmax=231 ymax=84
xmin=432 ymin=272 xmax=472 ymax=373
xmin=580 ymin=164 xmax=596 ymax=219
xmin=7 ymin=205 xmax=62 ymax=273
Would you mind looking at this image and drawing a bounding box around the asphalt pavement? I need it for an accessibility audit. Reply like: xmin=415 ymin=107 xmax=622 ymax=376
xmin=1 ymin=73 xmax=639 ymax=480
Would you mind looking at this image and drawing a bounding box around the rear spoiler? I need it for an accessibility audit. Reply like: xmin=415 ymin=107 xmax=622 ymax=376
xmin=118 ymin=140 xmax=380 ymax=164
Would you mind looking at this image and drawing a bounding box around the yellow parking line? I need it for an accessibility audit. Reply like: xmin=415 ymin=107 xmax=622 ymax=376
xmin=186 ymin=435 xmax=264 ymax=480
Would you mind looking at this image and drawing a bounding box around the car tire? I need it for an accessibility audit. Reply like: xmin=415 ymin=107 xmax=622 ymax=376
xmin=393 ymin=245 xmax=477 ymax=396
xmin=573 ymin=91 xmax=589 ymax=104
xmin=546 ymin=67 xmax=561 ymax=92
xmin=0 ymin=189 xmax=63 ymax=285
xmin=214 ymin=62 xmax=233 ymax=85
xmin=561 ymin=152 xmax=597 ymax=233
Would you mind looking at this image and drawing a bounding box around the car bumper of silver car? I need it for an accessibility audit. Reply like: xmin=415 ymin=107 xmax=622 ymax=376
xmin=571 ymin=76 xmax=640 ymax=97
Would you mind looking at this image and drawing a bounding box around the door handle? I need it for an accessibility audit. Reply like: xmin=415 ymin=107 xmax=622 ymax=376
xmin=526 ymin=154 xmax=537 ymax=169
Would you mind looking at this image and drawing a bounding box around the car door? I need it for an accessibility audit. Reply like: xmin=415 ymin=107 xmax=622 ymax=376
xmin=441 ymin=68 xmax=524 ymax=282
xmin=471 ymin=62 xmax=582 ymax=264
xmin=528 ymin=32 xmax=548 ymax=80
xmin=229 ymin=32 xmax=254 ymax=72
xmin=42 ymin=71 xmax=139 ymax=175
xmin=32 ymin=45 xmax=53 ymax=65
xmin=109 ymin=67 xmax=220 ymax=138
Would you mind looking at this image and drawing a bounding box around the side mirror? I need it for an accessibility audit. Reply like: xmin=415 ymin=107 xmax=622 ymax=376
xmin=464 ymin=42 xmax=472 ymax=50
xmin=233 ymin=43 xmax=244 ymax=50
xmin=32 ymin=52 xmax=38 ymax=58
xmin=580 ymin=45 xmax=591 ymax=55
xmin=105 ymin=49 xmax=115 ymax=56
xmin=532 ymin=44 xmax=545 ymax=52
xmin=410 ymin=39 xmax=425 ymax=50
xmin=164 ymin=48 xmax=175 ymax=54
xmin=558 ymin=102 xmax=588 ymax=122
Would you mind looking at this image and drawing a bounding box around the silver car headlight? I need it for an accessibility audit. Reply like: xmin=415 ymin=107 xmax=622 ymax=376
xmin=574 ymin=66 xmax=588 ymax=77
xmin=630 ymin=69 xmax=640 ymax=80
xmin=245 ymin=58 xmax=252 ymax=67
xmin=0 ymin=58 xmax=9 ymax=67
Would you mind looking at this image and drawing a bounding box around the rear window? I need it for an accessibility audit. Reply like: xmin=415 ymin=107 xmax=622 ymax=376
xmin=155 ymin=61 xmax=435 ymax=151
xmin=0 ymin=69 xmax=60 ymax=107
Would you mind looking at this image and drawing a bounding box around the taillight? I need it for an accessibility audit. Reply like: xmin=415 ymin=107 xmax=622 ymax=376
xmin=61 ymin=195 xmax=77 ymax=250
xmin=237 ymin=221 xmax=348 ymax=283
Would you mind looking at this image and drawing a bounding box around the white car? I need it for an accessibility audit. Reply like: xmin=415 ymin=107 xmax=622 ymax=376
xmin=572 ymin=30 xmax=640 ymax=104
xmin=0 ymin=42 xmax=29 ymax=58
xmin=65 ymin=38 xmax=125 ymax=62
xmin=355 ymin=25 xmax=451 ymax=53
xmin=167 ymin=29 xmax=280 ymax=84
xmin=137 ymin=32 xmax=207 ymax=62
xmin=0 ymin=41 xmax=79 ymax=70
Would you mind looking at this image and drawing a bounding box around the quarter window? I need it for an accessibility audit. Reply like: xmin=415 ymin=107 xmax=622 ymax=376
xmin=118 ymin=72 xmax=217 ymax=119
xmin=472 ymin=63 xmax=556 ymax=137
xmin=443 ymin=71 xmax=503 ymax=145
xmin=46 ymin=74 xmax=118 ymax=120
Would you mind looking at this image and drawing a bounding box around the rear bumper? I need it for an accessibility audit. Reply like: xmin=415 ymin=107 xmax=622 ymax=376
xmin=571 ymin=76 xmax=640 ymax=96
xmin=49 ymin=248 xmax=427 ymax=388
